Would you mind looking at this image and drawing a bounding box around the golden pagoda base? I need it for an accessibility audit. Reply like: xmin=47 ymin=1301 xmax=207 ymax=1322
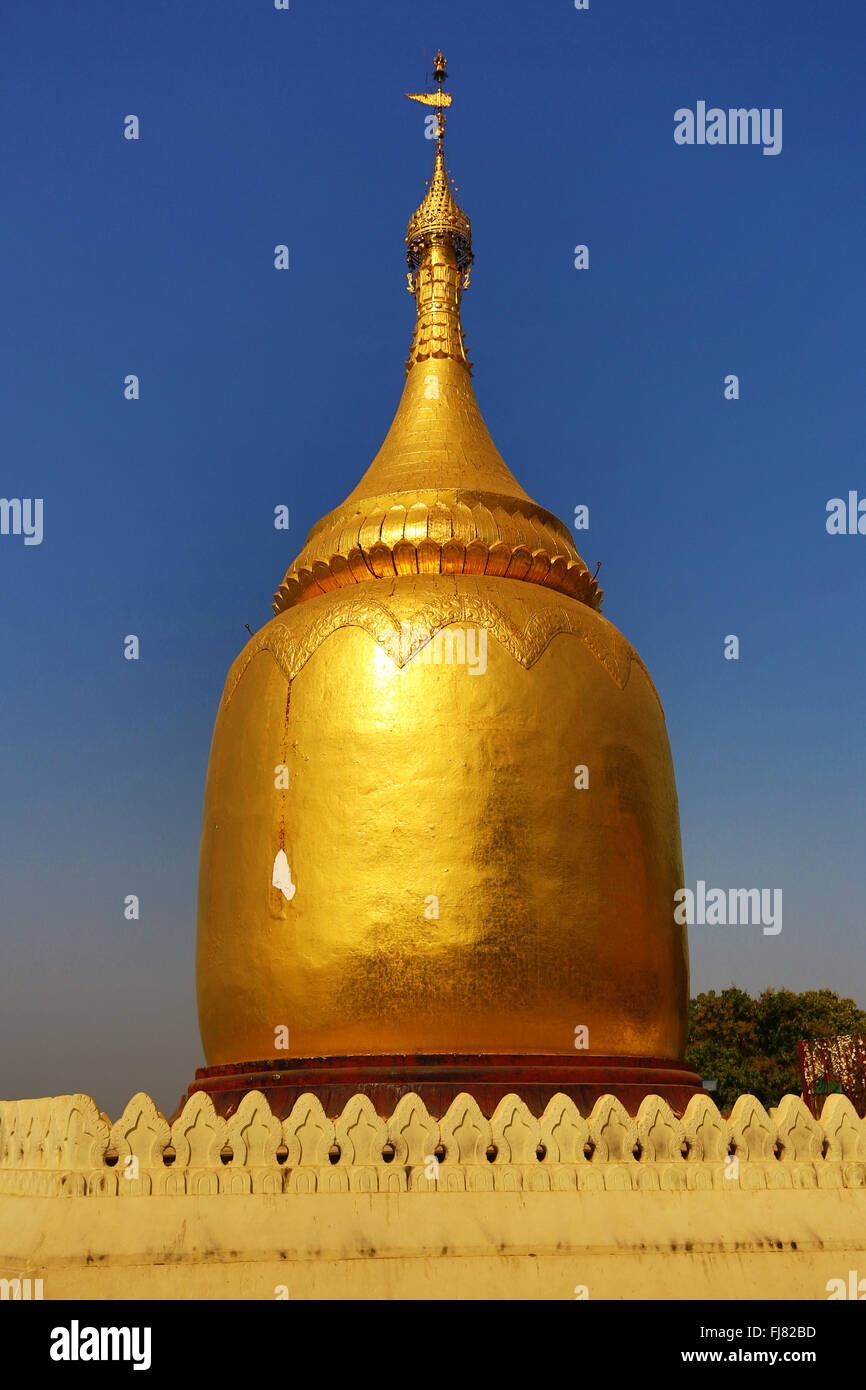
xmin=2 ymin=1088 xmax=864 ymax=1301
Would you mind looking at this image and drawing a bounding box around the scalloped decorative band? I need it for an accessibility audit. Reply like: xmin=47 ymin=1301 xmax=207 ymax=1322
xmin=223 ymin=581 xmax=659 ymax=718
xmin=274 ymin=492 xmax=603 ymax=615
xmin=1 ymin=1089 xmax=863 ymax=1197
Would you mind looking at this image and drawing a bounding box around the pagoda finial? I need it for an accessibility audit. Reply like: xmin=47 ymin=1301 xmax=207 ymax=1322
xmin=406 ymin=47 xmax=451 ymax=146
xmin=404 ymin=51 xmax=473 ymax=301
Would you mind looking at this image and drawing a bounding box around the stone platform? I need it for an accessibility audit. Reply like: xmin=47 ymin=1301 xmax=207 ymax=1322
xmin=1 ymin=1088 xmax=864 ymax=1300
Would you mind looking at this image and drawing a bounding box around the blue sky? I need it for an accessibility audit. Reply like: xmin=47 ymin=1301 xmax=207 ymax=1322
xmin=1 ymin=0 xmax=864 ymax=1115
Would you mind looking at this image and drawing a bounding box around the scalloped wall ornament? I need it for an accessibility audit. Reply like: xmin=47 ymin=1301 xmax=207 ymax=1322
xmin=220 ymin=580 xmax=663 ymax=719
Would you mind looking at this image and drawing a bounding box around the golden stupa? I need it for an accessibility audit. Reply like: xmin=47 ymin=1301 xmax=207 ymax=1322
xmin=194 ymin=52 xmax=691 ymax=1107
xmin=4 ymin=55 xmax=865 ymax=1309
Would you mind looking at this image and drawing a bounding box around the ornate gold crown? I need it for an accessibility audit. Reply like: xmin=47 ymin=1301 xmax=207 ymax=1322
xmin=406 ymin=146 xmax=473 ymax=282
xmin=405 ymin=49 xmax=473 ymax=282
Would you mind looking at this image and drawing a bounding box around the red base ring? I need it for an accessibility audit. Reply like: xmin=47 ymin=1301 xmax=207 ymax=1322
xmin=180 ymin=1052 xmax=703 ymax=1120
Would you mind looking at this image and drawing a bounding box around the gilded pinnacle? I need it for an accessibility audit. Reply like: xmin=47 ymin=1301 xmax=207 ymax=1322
xmin=405 ymin=51 xmax=472 ymax=286
xmin=271 ymin=55 xmax=602 ymax=617
xmin=406 ymin=145 xmax=473 ymax=287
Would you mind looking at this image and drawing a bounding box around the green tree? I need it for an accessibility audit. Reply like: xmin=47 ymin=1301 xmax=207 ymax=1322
xmin=686 ymin=986 xmax=866 ymax=1114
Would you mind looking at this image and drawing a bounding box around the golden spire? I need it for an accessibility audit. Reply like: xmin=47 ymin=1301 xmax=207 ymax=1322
xmin=272 ymin=53 xmax=602 ymax=616
xmin=406 ymin=140 xmax=472 ymax=280
xmin=403 ymin=50 xmax=472 ymax=375
xmin=405 ymin=50 xmax=473 ymax=317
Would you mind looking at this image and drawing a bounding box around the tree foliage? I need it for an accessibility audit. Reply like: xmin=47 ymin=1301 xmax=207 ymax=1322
xmin=686 ymin=986 xmax=866 ymax=1113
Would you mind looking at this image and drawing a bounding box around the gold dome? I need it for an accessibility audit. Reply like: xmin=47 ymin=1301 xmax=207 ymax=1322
xmin=196 ymin=58 xmax=689 ymax=1071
